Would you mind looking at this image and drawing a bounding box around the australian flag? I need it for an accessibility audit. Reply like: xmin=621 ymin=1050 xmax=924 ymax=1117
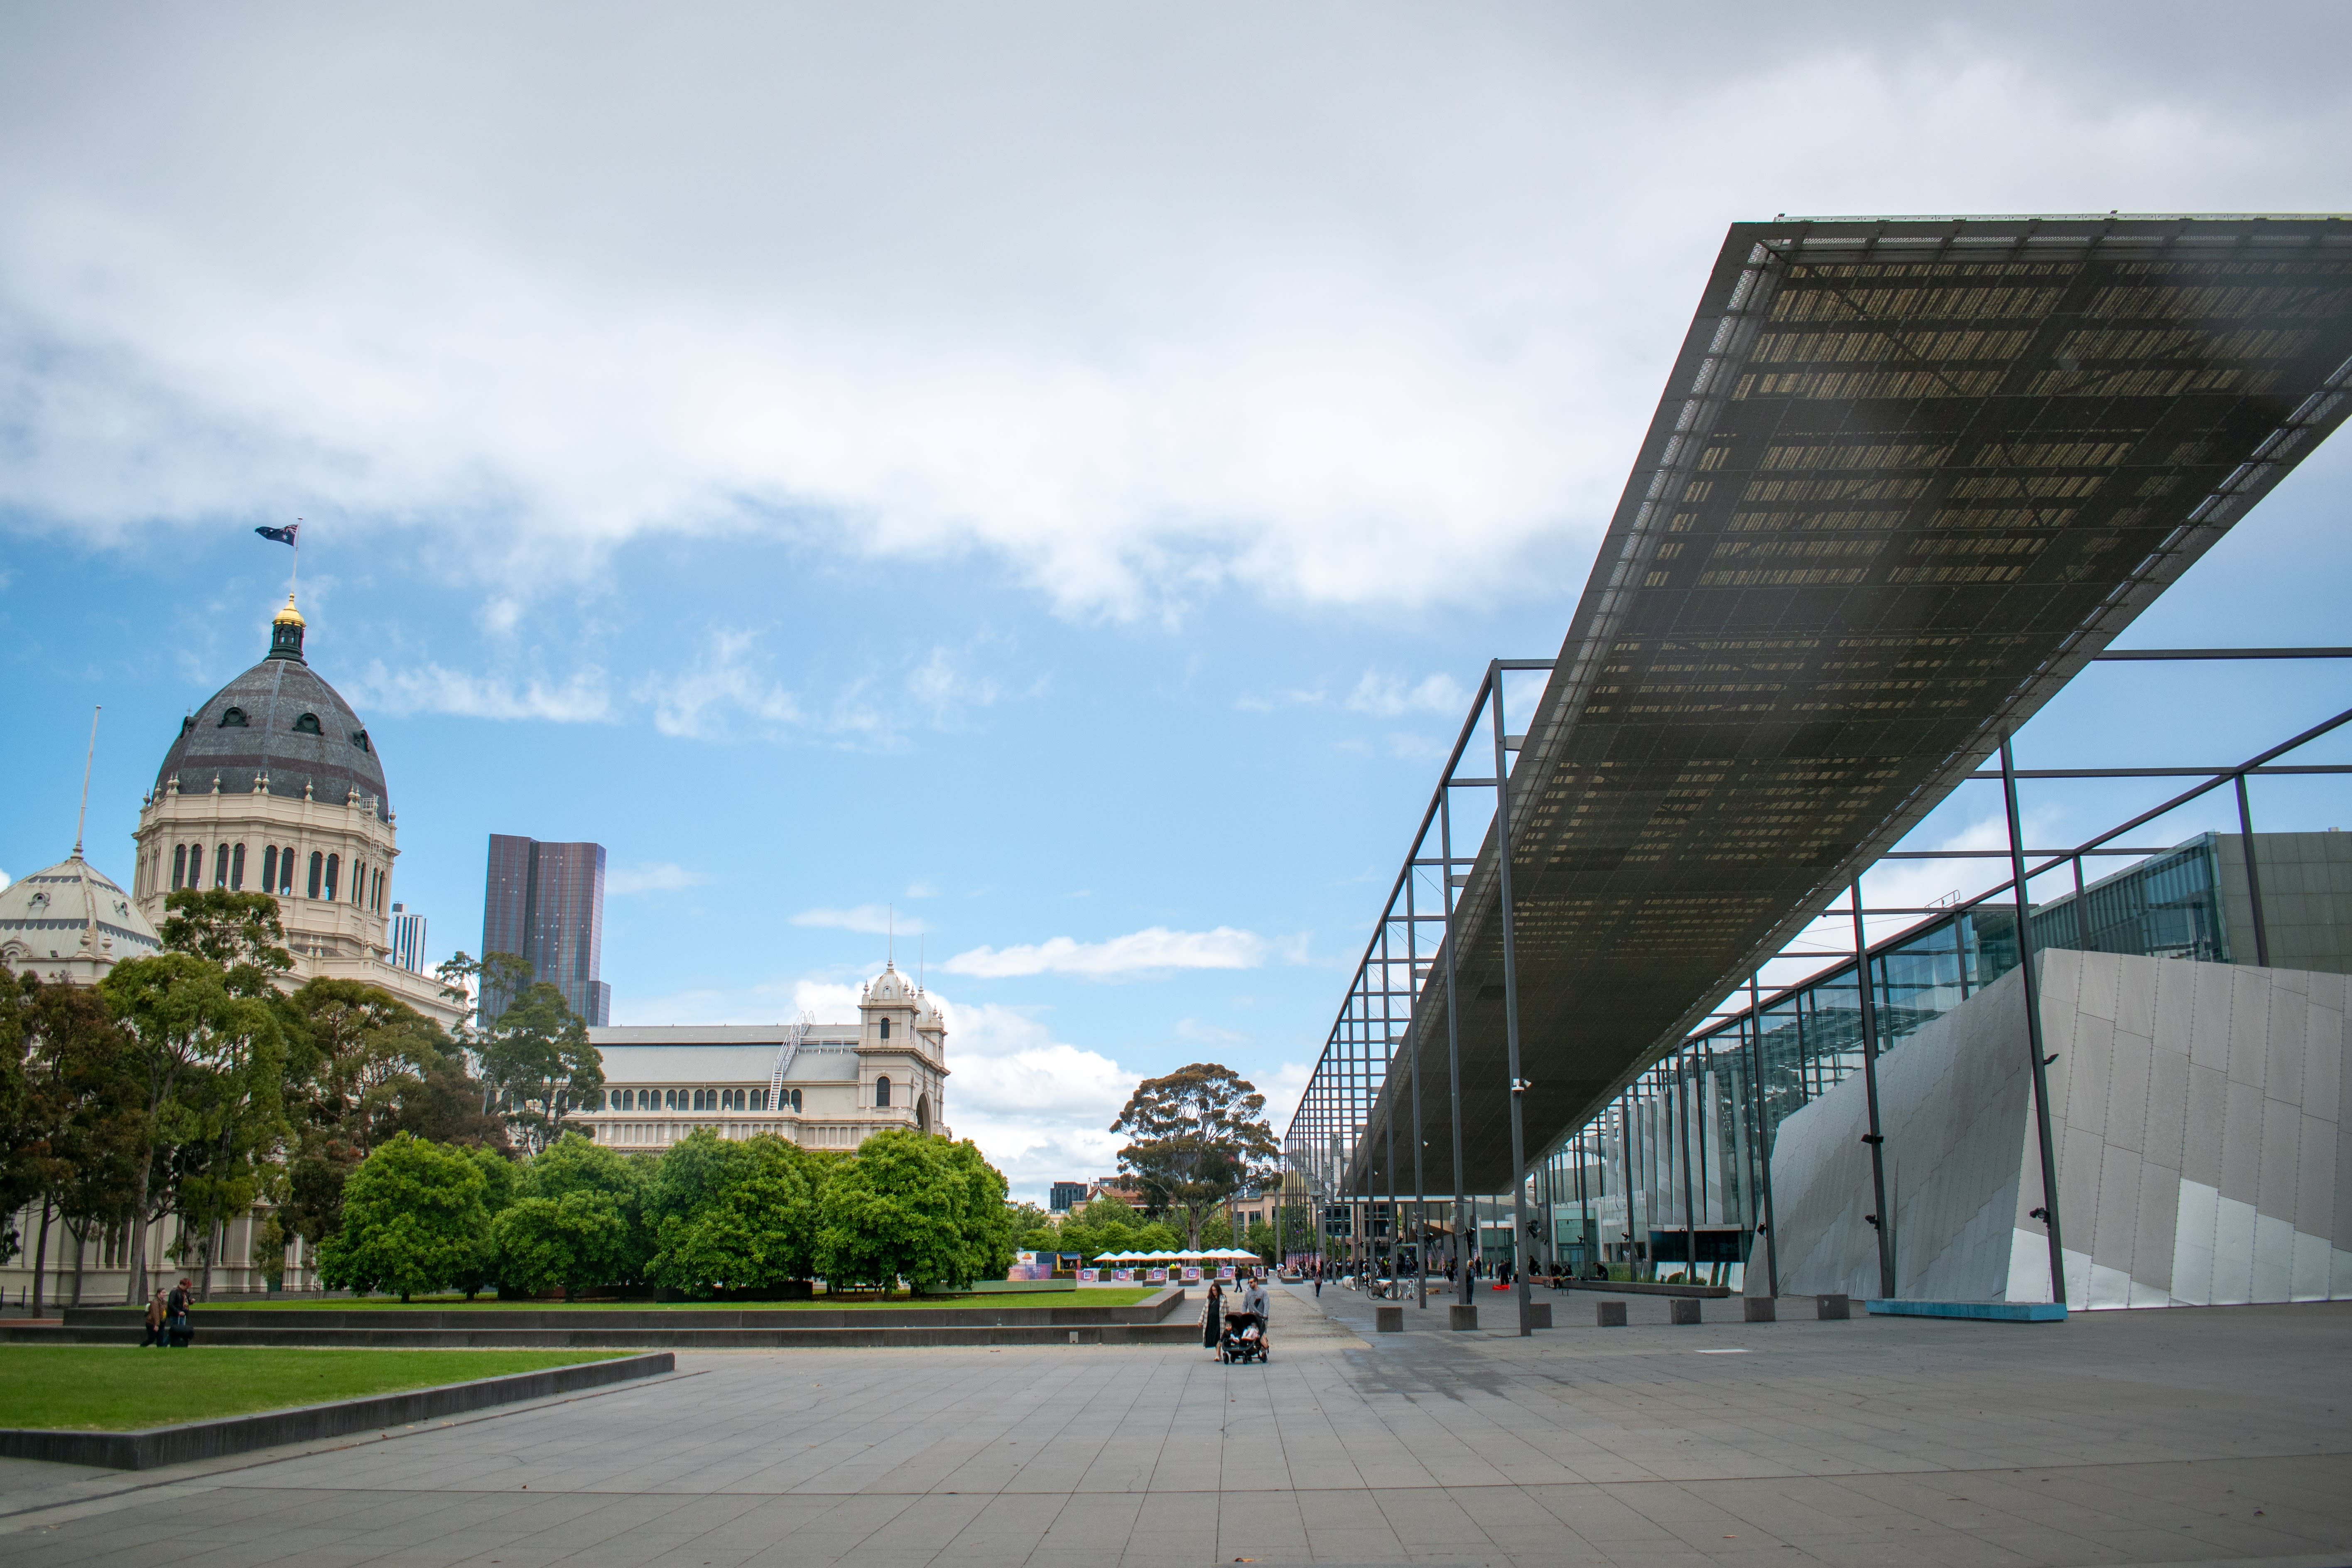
xmin=255 ymin=523 xmax=299 ymax=547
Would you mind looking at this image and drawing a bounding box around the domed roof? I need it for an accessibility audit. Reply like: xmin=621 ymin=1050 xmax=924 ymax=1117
xmin=150 ymin=599 xmax=390 ymax=821
xmin=0 ymin=854 xmax=162 ymax=962
xmin=865 ymin=962 xmax=913 ymax=1004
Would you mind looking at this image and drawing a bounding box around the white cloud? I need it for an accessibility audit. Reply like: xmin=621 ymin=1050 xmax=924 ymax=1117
xmin=791 ymin=904 xmax=927 ymax=936
xmin=606 ymin=861 xmax=706 ymax=896
xmin=943 ymin=925 xmax=1270 ymax=980
xmin=905 ymin=646 xmax=1004 ymax=729
xmin=10 ymin=10 xmax=2339 ymax=616
xmin=1255 ymin=1059 xmax=1314 ymax=1139
xmin=1175 ymin=1018 xmax=1248 ymax=1045
xmin=348 ymin=660 xmax=612 ymax=723
xmin=904 ymin=881 xmax=939 ymax=899
xmin=1345 ymin=671 xmax=1468 ymax=720
xmin=640 ymin=630 xmax=802 ymax=740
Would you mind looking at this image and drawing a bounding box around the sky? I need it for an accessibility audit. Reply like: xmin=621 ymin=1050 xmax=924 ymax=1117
xmin=4 ymin=3 xmax=2351 ymax=1202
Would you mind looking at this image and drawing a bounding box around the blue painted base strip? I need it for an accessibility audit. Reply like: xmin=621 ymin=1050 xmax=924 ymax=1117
xmin=1865 ymin=1299 xmax=2067 ymax=1322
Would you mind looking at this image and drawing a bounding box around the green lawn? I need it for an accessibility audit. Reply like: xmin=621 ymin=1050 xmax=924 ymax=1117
xmin=0 ymin=1346 xmax=628 ymax=1432
xmin=208 ymin=1287 xmax=1162 ymax=1311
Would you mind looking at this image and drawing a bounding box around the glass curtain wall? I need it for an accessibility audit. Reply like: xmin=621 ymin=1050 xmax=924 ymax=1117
xmin=1525 ymin=835 xmax=2228 ymax=1286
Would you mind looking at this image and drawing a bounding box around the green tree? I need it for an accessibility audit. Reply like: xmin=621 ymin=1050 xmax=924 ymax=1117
xmin=159 ymin=888 xmax=294 ymax=994
xmin=939 ymin=1139 xmax=1014 ymax=1282
xmin=316 ymin=1134 xmax=492 ymax=1301
xmin=274 ymin=978 xmax=485 ymax=1259
xmin=98 ymin=951 xmax=281 ymax=1303
xmin=460 ymin=955 xmax=603 ymax=1156
xmin=1108 ymin=1063 xmax=1282 ymax=1248
xmin=492 ymin=1131 xmax=643 ymax=1297
xmin=816 ymin=1129 xmax=1010 ymax=1295
xmin=1059 ymin=1193 xmax=1139 ymax=1262
xmin=1006 ymin=1201 xmax=1059 ymax=1254
xmin=1 ymin=975 xmax=148 ymax=1309
xmin=644 ymin=1130 xmax=819 ymax=1296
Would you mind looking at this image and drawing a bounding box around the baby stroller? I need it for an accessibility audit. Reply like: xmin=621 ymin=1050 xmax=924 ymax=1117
xmin=1219 ymin=1310 xmax=1269 ymax=1364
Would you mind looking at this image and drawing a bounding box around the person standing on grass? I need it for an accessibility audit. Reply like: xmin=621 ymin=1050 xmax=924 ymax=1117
xmin=165 ymin=1277 xmax=193 ymax=1348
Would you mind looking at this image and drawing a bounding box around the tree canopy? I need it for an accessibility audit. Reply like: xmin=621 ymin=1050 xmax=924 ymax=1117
xmin=316 ymin=1132 xmax=493 ymax=1301
xmin=1108 ymin=1063 xmax=1281 ymax=1247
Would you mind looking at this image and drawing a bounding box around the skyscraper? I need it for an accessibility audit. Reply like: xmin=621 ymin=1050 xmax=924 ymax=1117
xmin=388 ymin=902 xmax=429 ymax=974
xmin=481 ymin=834 xmax=610 ymax=1028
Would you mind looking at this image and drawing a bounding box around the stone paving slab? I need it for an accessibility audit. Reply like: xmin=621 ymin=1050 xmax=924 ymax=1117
xmin=2 ymin=1287 xmax=2347 ymax=1566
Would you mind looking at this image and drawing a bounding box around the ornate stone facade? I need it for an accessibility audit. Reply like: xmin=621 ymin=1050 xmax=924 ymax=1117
xmin=127 ymin=597 xmax=460 ymax=1028
xmin=581 ymin=962 xmax=952 ymax=1152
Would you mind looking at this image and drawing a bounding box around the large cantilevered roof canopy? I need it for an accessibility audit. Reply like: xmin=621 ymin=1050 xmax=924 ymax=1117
xmin=1336 ymin=213 xmax=2352 ymax=1198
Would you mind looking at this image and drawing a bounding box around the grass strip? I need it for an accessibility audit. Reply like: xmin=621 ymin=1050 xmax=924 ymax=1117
xmin=204 ymin=1287 xmax=1162 ymax=1310
xmin=0 ymin=1346 xmax=627 ymax=1431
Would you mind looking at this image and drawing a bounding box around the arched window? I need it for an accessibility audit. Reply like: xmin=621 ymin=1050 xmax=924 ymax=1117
xmin=663 ymin=1088 xmax=678 ymax=1110
xmin=324 ymin=854 xmax=339 ymax=901
xmin=292 ymin=712 xmax=323 ymax=735
xmin=790 ymin=1088 xmax=803 ymax=1112
xmin=218 ymin=707 xmax=248 ymax=728
xmin=875 ymin=1076 xmax=892 ymax=1108
xmin=213 ymin=844 xmax=230 ymax=887
xmin=171 ymin=844 xmax=188 ymax=889
xmin=879 ymin=1017 xmax=890 ymax=1040
xmin=373 ymin=869 xmax=385 ymax=910
xmin=307 ymin=851 xmax=323 ymax=899
xmin=229 ymin=844 xmax=246 ymax=891
xmin=262 ymin=846 xmax=278 ymax=894
xmin=280 ymin=848 xmax=296 ymax=896
xmin=692 ymin=1089 xmax=707 ymax=1111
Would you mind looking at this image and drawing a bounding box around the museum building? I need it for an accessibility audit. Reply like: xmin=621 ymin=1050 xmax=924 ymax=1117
xmin=125 ymin=596 xmax=461 ymax=1028
xmin=579 ymin=962 xmax=952 ymax=1151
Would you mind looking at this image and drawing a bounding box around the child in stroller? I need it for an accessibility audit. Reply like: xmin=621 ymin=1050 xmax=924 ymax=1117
xmin=1219 ymin=1308 xmax=1268 ymax=1363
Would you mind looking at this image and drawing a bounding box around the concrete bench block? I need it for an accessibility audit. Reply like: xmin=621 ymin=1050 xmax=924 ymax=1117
xmin=1744 ymin=1297 xmax=1776 ymax=1323
xmin=1448 ymin=1304 xmax=1479 ymax=1331
xmin=1668 ymin=1298 xmax=1702 ymax=1325
xmin=1525 ymin=1302 xmax=1552 ymax=1330
xmin=1594 ymin=1301 xmax=1627 ymax=1327
xmin=1376 ymin=1305 xmax=1403 ymax=1333
xmin=1817 ymin=1293 xmax=1850 ymax=1320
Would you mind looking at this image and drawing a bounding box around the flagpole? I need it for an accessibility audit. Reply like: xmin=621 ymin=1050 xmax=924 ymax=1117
xmin=292 ymin=518 xmax=301 ymax=602
xmin=73 ymin=705 xmax=100 ymax=858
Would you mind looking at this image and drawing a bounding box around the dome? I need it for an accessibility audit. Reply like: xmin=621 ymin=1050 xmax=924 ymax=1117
xmin=0 ymin=854 xmax=162 ymax=963
xmin=150 ymin=600 xmax=391 ymax=821
xmin=866 ymin=962 xmax=913 ymax=1004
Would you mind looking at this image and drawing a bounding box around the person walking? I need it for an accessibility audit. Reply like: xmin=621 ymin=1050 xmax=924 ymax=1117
xmin=165 ymin=1277 xmax=194 ymax=1348
xmin=1201 ymin=1279 xmax=1224 ymax=1353
xmin=140 ymin=1288 xmax=167 ymax=1348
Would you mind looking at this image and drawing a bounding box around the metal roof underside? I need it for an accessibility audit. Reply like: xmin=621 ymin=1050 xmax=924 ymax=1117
xmin=1349 ymin=214 xmax=2352 ymax=1198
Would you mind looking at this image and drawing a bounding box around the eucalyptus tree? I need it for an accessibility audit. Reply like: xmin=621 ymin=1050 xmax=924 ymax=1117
xmin=1108 ymin=1064 xmax=1282 ymax=1248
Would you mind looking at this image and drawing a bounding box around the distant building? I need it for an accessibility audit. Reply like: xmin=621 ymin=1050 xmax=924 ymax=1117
xmin=579 ymin=963 xmax=948 ymax=1152
xmin=388 ymin=902 xmax=429 ymax=974
xmin=482 ymin=833 xmax=609 ymax=1027
xmin=1048 ymin=1181 xmax=1088 ymax=1214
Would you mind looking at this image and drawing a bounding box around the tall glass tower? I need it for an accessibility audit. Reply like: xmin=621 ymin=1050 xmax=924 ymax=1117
xmin=481 ymin=834 xmax=610 ymax=1028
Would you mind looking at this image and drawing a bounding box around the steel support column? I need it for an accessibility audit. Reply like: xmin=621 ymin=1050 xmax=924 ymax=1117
xmin=2001 ymin=733 xmax=2069 ymax=1309
xmin=1491 ymin=663 xmax=1534 ymax=1336
xmin=1850 ymin=884 xmax=1896 ymax=1301
xmin=2235 ymin=774 xmax=2272 ymax=967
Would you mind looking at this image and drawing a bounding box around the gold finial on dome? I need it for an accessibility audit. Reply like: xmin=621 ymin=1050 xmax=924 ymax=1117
xmin=273 ymin=594 xmax=306 ymax=627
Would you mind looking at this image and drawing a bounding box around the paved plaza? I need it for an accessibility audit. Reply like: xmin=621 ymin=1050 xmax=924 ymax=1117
xmin=5 ymin=1284 xmax=2351 ymax=1568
